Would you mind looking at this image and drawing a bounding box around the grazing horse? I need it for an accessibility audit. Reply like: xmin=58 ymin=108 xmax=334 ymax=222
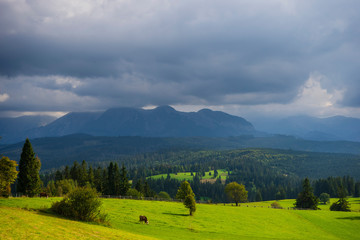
xmin=39 ymin=192 xmax=48 ymax=198
xmin=139 ymin=215 xmax=149 ymax=224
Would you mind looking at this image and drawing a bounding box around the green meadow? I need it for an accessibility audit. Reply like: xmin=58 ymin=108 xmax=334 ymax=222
xmin=147 ymin=169 xmax=228 ymax=181
xmin=1 ymin=197 xmax=359 ymax=240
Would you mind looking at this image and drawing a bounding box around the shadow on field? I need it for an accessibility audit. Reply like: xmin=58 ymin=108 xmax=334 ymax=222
xmin=336 ymin=216 xmax=360 ymax=221
xmin=162 ymin=212 xmax=189 ymax=217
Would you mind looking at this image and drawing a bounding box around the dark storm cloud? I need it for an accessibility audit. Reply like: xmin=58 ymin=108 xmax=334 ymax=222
xmin=0 ymin=0 xmax=359 ymax=116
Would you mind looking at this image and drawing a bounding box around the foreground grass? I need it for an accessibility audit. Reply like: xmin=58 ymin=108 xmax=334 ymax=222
xmin=0 ymin=206 xmax=156 ymax=240
xmin=1 ymin=197 xmax=359 ymax=239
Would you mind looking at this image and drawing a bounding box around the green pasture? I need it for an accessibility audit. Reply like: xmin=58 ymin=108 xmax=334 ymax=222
xmin=147 ymin=169 xmax=228 ymax=181
xmin=250 ymin=198 xmax=360 ymax=212
xmin=1 ymin=197 xmax=359 ymax=240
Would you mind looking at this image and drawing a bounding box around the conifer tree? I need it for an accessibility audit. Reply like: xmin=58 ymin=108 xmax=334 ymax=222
xmin=70 ymin=161 xmax=81 ymax=182
xmin=107 ymin=162 xmax=115 ymax=195
xmin=135 ymin=179 xmax=144 ymax=194
xmin=119 ymin=163 xmax=130 ymax=195
xmin=330 ymin=186 xmax=351 ymax=211
xmin=88 ymin=166 xmax=95 ymax=187
xmin=294 ymin=178 xmax=319 ymax=210
xmin=79 ymin=160 xmax=89 ymax=186
xmin=113 ymin=163 xmax=121 ymax=195
xmin=17 ymin=138 xmax=42 ymax=197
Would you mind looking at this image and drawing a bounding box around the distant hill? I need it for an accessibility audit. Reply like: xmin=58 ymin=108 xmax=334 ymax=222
xmin=0 ymin=106 xmax=255 ymax=143
xmin=0 ymin=115 xmax=56 ymax=143
xmin=1 ymin=134 xmax=360 ymax=170
xmin=252 ymin=115 xmax=360 ymax=142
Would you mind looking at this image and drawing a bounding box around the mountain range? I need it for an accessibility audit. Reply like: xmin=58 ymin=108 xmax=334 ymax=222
xmin=0 ymin=106 xmax=255 ymax=144
xmin=1 ymin=106 xmax=360 ymax=144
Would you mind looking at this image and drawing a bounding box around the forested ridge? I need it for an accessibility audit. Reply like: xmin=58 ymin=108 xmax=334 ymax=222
xmin=2 ymin=134 xmax=360 ymax=170
xmin=40 ymin=148 xmax=360 ymax=203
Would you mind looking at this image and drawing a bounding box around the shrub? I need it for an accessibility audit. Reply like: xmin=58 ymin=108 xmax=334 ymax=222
xmin=330 ymin=186 xmax=351 ymax=212
xmin=51 ymin=187 xmax=106 ymax=222
xmin=126 ymin=188 xmax=142 ymax=199
xmin=330 ymin=198 xmax=351 ymax=212
xmin=157 ymin=191 xmax=171 ymax=200
xmin=271 ymin=202 xmax=283 ymax=209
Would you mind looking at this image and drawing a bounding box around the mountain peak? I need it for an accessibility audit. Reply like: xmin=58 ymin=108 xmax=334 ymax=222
xmin=153 ymin=105 xmax=176 ymax=112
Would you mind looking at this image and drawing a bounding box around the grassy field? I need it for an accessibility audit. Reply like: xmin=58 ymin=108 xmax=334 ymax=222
xmin=246 ymin=198 xmax=360 ymax=212
xmin=1 ymin=197 xmax=359 ymax=240
xmin=147 ymin=169 xmax=228 ymax=182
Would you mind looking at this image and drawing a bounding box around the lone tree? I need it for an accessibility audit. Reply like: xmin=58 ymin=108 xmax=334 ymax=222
xmin=294 ymin=178 xmax=319 ymax=210
xmin=184 ymin=194 xmax=196 ymax=216
xmin=17 ymin=138 xmax=42 ymax=197
xmin=176 ymin=180 xmax=195 ymax=200
xmin=225 ymin=182 xmax=248 ymax=206
xmin=176 ymin=181 xmax=196 ymax=215
xmin=0 ymin=156 xmax=18 ymax=197
xmin=330 ymin=186 xmax=351 ymax=212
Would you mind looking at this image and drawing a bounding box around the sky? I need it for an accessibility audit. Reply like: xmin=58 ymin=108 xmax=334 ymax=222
xmin=0 ymin=0 xmax=359 ymax=120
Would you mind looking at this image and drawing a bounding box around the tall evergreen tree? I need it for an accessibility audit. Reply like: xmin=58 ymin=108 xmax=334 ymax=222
xmin=119 ymin=163 xmax=130 ymax=195
xmin=79 ymin=160 xmax=89 ymax=186
xmin=17 ymin=138 xmax=42 ymax=197
xmin=107 ymin=162 xmax=115 ymax=195
xmin=294 ymin=178 xmax=319 ymax=210
xmin=93 ymin=166 xmax=103 ymax=193
xmin=135 ymin=179 xmax=144 ymax=194
xmin=64 ymin=165 xmax=71 ymax=179
xmin=70 ymin=161 xmax=81 ymax=183
xmin=88 ymin=166 xmax=95 ymax=187
xmin=113 ymin=163 xmax=121 ymax=195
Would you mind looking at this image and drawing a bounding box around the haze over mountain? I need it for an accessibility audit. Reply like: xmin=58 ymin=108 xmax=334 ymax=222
xmin=253 ymin=115 xmax=360 ymax=142
xmin=0 ymin=115 xmax=56 ymax=144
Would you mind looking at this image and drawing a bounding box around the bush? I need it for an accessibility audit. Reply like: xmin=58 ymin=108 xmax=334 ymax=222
xmin=271 ymin=202 xmax=283 ymax=209
xmin=330 ymin=198 xmax=351 ymax=212
xmin=51 ymin=187 xmax=106 ymax=222
xmin=157 ymin=191 xmax=171 ymax=200
xmin=126 ymin=188 xmax=142 ymax=199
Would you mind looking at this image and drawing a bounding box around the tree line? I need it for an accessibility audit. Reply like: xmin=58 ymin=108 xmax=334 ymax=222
xmin=2 ymin=138 xmax=360 ymax=207
xmin=40 ymin=158 xmax=360 ymax=203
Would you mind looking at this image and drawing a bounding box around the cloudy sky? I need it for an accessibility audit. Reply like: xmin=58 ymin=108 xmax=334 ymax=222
xmin=0 ymin=0 xmax=359 ymax=119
